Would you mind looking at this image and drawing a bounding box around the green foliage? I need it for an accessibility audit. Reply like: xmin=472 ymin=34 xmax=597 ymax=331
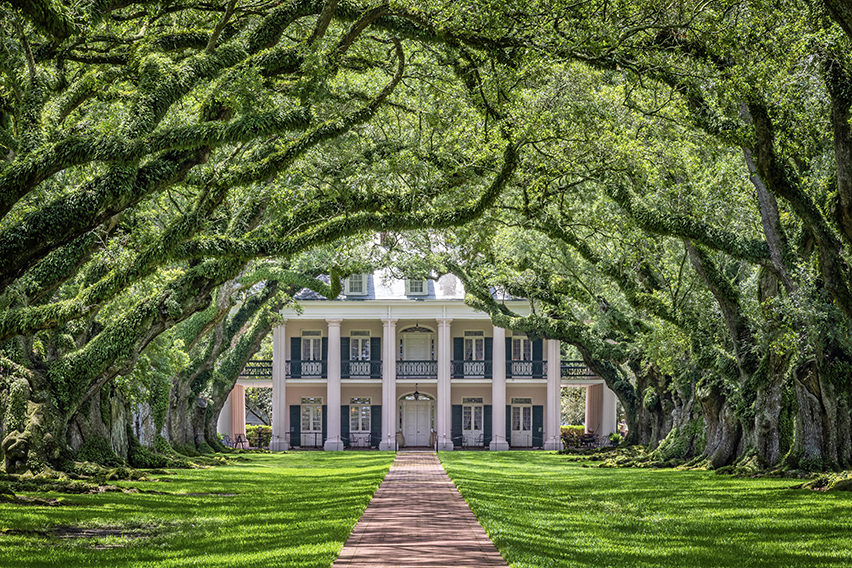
xmin=0 ymin=453 xmax=393 ymax=566
xmin=245 ymin=424 xmax=272 ymax=448
xmin=126 ymin=428 xmax=169 ymax=469
xmin=443 ymin=452 xmax=852 ymax=568
xmin=642 ymin=387 xmax=659 ymax=412
xmin=75 ymin=436 xmax=124 ymax=468
xmin=656 ymin=419 xmax=705 ymax=461
xmin=560 ymin=425 xmax=586 ymax=447
xmin=99 ymin=384 xmax=111 ymax=428
xmin=3 ymin=378 xmax=29 ymax=433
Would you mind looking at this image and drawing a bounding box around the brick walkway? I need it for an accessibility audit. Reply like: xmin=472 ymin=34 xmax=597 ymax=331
xmin=333 ymin=451 xmax=508 ymax=567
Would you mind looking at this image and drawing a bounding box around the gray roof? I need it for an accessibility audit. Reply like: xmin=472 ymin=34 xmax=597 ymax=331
xmin=293 ymin=271 xmax=523 ymax=302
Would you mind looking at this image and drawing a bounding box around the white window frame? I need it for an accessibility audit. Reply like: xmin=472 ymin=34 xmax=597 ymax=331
xmin=512 ymin=334 xmax=533 ymax=361
xmin=349 ymin=397 xmax=371 ymax=432
xmin=350 ymin=330 xmax=371 ymax=361
xmin=301 ymin=330 xmax=322 ymax=361
xmin=345 ymin=273 xmax=367 ymax=296
xmin=464 ymin=330 xmax=485 ymax=361
xmin=405 ymin=278 xmax=428 ymax=296
xmin=300 ymin=397 xmax=323 ymax=433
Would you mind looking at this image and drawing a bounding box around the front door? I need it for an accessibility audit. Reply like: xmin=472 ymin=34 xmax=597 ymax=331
xmin=402 ymin=400 xmax=431 ymax=446
xmin=403 ymin=334 xmax=432 ymax=360
xmin=462 ymin=403 xmax=484 ymax=446
xmin=511 ymin=405 xmax=532 ymax=447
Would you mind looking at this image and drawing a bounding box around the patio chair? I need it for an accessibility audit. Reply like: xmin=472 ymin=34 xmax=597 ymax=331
xmin=234 ymin=433 xmax=249 ymax=449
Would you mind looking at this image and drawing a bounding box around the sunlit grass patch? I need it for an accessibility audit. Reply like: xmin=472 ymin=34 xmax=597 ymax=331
xmin=0 ymin=452 xmax=394 ymax=567
xmin=440 ymin=452 xmax=852 ymax=568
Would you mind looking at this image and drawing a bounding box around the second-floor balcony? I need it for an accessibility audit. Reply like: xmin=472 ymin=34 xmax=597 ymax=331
xmin=397 ymin=360 xmax=438 ymax=379
xmin=451 ymin=360 xmax=493 ymax=378
xmin=506 ymin=360 xmax=546 ymax=378
xmin=275 ymin=359 xmax=596 ymax=380
xmin=342 ymin=360 xmax=382 ymax=379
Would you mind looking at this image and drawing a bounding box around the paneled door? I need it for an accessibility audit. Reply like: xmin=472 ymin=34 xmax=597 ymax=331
xmin=511 ymin=405 xmax=532 ymax=447
xmin=402 ymin=400 xmax=431 ymax=446
xmin=403 ymin=334 xmax=432 ymax=360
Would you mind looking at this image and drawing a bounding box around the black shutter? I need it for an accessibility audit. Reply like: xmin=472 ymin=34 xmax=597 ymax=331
xmin=370 ymin=337 xmax=381 ymax=379
xmin=341 ymin=405 xmax=350 ymax=447
xmin=453 ymin=337 xmax=464 ymax=378
xmin=484 ymin=338 xmax=493 ymax=378
xmin=506 ymin=405 xmax=511 ymax=447
xmin=341 ymin=338 xmax=350 ymax=378
xmin=321 ymin=338 xmax=328 ymax=378
xmin=371 ymin=404 xmax=381 ymax=447
xmin=290 ymin=338 xmax=301 ymax=378
xmin=533 ymin=339 xmax=543 ymax=378
xmin=289 ymin=405 xmax=301 ymax=446
xmin=484 ymin=405 xmax=492 ymax=447
xmin=533 ymin=405 xmax=544 ymax=447
xmin=322 ymin=405 xmax=327 ymax=444
xmin=452 ymin=404 xmax=463 ymax=447
xmin=453 ymin=337 xmax=464 ymax=361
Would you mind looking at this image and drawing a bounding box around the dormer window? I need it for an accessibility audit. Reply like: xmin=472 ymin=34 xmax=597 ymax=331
xmin=405 ymin=278 xmax=427 ymax=296
xmin=345 ymin=273 xmax=367 ymax=296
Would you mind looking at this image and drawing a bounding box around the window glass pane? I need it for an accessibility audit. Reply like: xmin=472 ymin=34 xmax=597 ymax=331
xmin=474 ymin=406 xmax=482 ymax=431
xmin=464 ymin=339 xmax=473 ymax=360
xmin=513 ymin=339 xmax=521 ymax=360
xmin=409 ymin=279 xmax=423 ymax=294
xmin=350 ymin=407 xmax=359 ymax=431
xmin=524 ymin=339 xmax=532 ymax=361
xmin=303 ymin=340 xmax=311 ymax=360
xmin=362 ymin=339 xmax=370 ymax=360
xmin=523 ymin=407 xmax=531 ymax=431
xmin=313 ymin=407 xmax=322 ymax=431
xmin=302 ymin=407 xmax=312 ymax=431
xmin=361 ymin=407 xmax=371 ymax=431
xmin=475 ymin=338 xmax=484 ymax=360
xmin=349 ymin=274 xmax=363 ymax=293
xmin=463 ymin=407 xmax=472 ymax=430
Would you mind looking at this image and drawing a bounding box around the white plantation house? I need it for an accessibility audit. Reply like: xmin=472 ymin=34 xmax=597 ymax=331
xmin=218 ymin=271 xmax=618 ymax=451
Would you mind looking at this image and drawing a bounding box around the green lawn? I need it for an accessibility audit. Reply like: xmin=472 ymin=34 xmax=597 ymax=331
xmin=440 ymin=452 xmax=852 ymax=568
xmin=0 ymin=452 xmax=394 ymax=568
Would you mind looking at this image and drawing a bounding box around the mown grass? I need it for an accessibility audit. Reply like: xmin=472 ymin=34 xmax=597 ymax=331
xmin=0 ymin=452 xmax=394 ymax=567
xmin=440 ymin=452 xmax=852 ymax=568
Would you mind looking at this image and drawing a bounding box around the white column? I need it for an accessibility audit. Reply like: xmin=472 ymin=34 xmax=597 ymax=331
xmin=270 ymin=322 xmax=289 ymax=451
xmin=436 ymin=318 xmax=454 ymax=451
xmin=231 ymin=384 xmax=246 ymax=442
xmin=585 ymin=384 xmax=602 ymax=434
xmin=379 ymin=318 xmax=398 ymax=450
xmin=544 ymin=339 xmax=562 ymax=450
xmin=324 ymin=318 xmax=344 ymax=450
xmin=601 ymin=384 xmax=618 ymax=438
xmin=218 ymin=391 xmax=233 ymax=437
xmin=490 ymin=326 xmax=509 ymax=451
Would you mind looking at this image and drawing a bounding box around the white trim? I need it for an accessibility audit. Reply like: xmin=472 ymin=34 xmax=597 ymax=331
xmin=345 ymin=274 xmax=368 ymax=296
xmin=405 ymin=278 xmax=428 ymax=296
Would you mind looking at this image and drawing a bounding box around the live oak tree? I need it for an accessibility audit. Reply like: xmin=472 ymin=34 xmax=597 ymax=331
xmin=0 ymin=0 xmax=521 ymax=472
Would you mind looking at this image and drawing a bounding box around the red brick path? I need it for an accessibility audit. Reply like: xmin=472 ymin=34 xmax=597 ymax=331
xmin=333 ymin=451 xmax=508 ymax=567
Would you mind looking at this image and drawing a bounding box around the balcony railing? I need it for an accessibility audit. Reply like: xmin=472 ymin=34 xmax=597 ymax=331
xmin=240 ymin=360 xmax=272 ymax=378
xmin=451 ymin=360 xmax=492 ymax=378
xmin=561 ymin=360 xmax=596 ymax=378
xmin=342 ymin=360 xmax=382 ymax=379
xmin=397 ymin=360 xmax=438 ymax=378
xmin=506 ymin=360 xmax=545 ymax=378
xmin=286 ymin=360 xmax=327 ymax=378
xmin=277 ymin=359 xmax=596 ymax=380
